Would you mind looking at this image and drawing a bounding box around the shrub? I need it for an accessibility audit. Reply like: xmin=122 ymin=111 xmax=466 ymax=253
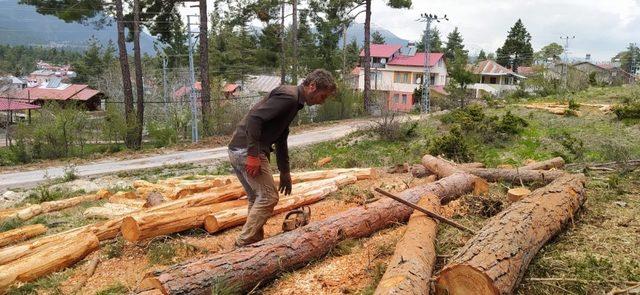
xmin=440 ymin=105 xmax=528 ymax=143
xmin=147 ymin=121 xmax=178 ymax=148
xmin=429 ymin=125 xmax=474 ymax=163
xmin=613 ymin=102 xmax=640 ymax=120
xmin=496 ymin=111 xmax=529 ymax=134
xmin=370 ymin=112 xmax=418 ymax=142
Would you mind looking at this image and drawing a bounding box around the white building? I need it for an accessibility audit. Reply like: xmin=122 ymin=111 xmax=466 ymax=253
xmin=468 ymin=60 xmax=526 ymax=98
xmin=354 ymin=44 xmax=448 ymax=112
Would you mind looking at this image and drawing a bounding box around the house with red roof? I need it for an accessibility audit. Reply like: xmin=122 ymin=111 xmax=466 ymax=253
xmin=354 ymin=44 xmax=448 ymax=112
xmin=12 ymin=79 xmax=104 ymax=111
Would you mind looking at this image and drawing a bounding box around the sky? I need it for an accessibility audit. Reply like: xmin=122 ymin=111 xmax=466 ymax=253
xmin=183 ymin=0 xmax=640 ymax=62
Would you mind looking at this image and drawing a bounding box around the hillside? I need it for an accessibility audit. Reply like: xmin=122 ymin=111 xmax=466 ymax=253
xmin=0 ymin=0 xmax=156 ymax=54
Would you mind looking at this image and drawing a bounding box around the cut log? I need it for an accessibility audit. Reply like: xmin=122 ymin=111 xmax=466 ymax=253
xmin=83 ymin=203 xmax=139 ymax=219
xmin=141 ymin=172 xmax=480 ymax=294
xmin=69 ymin=256 xmax=100 ymax=294
xmin=0 ymin=224 xmax=47 ymax=248
xmin=420 ymin=155 xmax=489 ymax=202
xmin=374 ymin=194 xmax=441 ymax=295
xmin=9 ymin=190 xmax=112 ymax=221
xmin=0 ymin=232 xmax=99 ymax=291
xmin=315 ymin=156 xmax=332 ymax=167
xmin=144 ymin=192 xmax=165 ymax=208
xmin=108 ymin=194 xmax=147 ymax=208
xmin=422 ymin=155 xmax=566 ymax=185
xmin=121 ymin=199 xmax=248 ymax=242
xmin=520 ymin=157 xmax=565 ymax=170
xmin=434 ymin=174 xmax=587 ymax=295
xmin=459 ymin=162 xmax=485 ymax=169
xmin=507 ymin=187 xmax=531 ymax=202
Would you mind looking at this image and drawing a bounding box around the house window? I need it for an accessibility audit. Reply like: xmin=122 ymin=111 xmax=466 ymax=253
xmin=414 ymin=73 xmax=423 ymax=84
xmin=402 ymin=94 xmax=407 ymax=104
xmin=394 ymin=72 xmax=411 ymax=83
xmin=393 ymin=94 xmax=400 ymax=103
xmin=490 ymin=77 xmax=497 ymax=84
xmin=430 ymin=74 xmax=436 ymax=85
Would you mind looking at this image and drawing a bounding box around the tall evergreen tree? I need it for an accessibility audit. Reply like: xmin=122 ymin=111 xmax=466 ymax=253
xmin=477 ymin=50 xmax=487 ymax=61
xmin=444 ymin=27 xmax=467 ymax=62
xmin=416 ymin=26 xmax=443 ymax=52
xmin=371 ymin=31 xmax=385 ymax=44
xmin=496 ymin=19 xmax=534 ymax=70
xmin=72 ymin=38 xmax=104 ymax=86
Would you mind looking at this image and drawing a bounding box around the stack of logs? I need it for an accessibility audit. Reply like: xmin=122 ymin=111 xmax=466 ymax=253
xmin=139 ymin=156 xmax=585 ymax=295
xmin=0 ymin=168 xmax=376 ymax=292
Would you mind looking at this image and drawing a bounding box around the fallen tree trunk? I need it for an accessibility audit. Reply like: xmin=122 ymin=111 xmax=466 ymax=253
xmin=83 ymin=203 xmax=139 ymax=219
xmin=0 ymin=224 xmax=47 ymax=248
xmin=0 ymin=232 xmax=99 ymax=291
xmin=121 ymin=199 xmax=248 ymax=242
xmin=422 ymin=154 xmax=565 ymax=185
xmin=9 ymin=190 xmax=112 ymax=221
xmin=434 ymin=174 xmax=587 ymax=295
xmin=520 ymin=157 xmax=565 ymax=170
xmin=374 ymin=194 xmax=441 ymax=295
xmin=140 ymin=172 xmax=481 ymax=294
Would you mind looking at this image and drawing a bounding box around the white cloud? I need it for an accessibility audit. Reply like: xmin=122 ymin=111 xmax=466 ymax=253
xmin=355 ymin=0 xmax=640 ymax=61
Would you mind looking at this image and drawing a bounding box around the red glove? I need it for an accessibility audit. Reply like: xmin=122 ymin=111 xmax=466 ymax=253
xmin=245 ymin=155 xmax=261 ymax=177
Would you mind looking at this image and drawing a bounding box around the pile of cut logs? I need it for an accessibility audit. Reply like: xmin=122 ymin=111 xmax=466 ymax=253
xmin=0 ymin=168 xmax=376 ymax=292
xmin=139 ymin=155 xmax=584 ymax=295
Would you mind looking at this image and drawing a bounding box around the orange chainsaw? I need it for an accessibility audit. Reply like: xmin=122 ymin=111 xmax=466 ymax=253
xmin=282 ymin=206 xmax=311 ymax=232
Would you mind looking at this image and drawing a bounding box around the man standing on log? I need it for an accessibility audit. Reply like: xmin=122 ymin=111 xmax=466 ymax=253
xmin=228 ymin=69 xmax=337 ymax=247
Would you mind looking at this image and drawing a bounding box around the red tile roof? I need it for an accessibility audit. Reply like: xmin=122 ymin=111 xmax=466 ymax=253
xmin=223 ymin=83 xmax=239 ymax=93
xmin=387 ymin=52 xmax=444 ymax=67
xmin=14 ymin=84 xmax=101 ymax=102
xmin=469 ymin=60 xmax=525 ymax=79
xmin=359 ymin=44 xmax=402 ymax=58
xmin=516 ymin=66 xmax=534 ymax=76
xmin=0 ymin=98 xmax=41 ymax=111
xmin=174 ymin=82 xmax=202 ymax=98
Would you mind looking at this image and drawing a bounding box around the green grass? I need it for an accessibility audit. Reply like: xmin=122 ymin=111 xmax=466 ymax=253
xmin=6 ymin=268 xmax=73 ymax=295
xmin=95 ymin=282 xmax=128 ymax=295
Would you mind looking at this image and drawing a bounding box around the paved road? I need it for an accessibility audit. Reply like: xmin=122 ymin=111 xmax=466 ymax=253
xmin=0 ymin=119 xmax=378 ymax=191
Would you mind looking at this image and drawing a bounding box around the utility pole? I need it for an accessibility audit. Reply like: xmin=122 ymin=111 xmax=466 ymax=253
xmin=418 ymin=13 xmax=448 ymax=114
xmin=560 ymin=35 xmax=575 ymax=89
xmin=162 ymin=57 xmax=168 ymax=113
xmin=280 ymin=2 xmax=286 ymax=85
xmin=187 ymin=14 xmax=200 ymax=143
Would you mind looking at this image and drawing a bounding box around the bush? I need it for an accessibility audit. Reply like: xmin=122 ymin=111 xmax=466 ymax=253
xmin=496 ymin=111 xmax=529 ymax=134
xmin=429 ymin=125 xmax=474 ymax=163
xmin=439 ymin=105 xmax=528 ymax=143
xmin=147 ymin=121 xmax=178 ymax=148
xmin=613 ymin=102 xmax=640 ymax=120
xmin=371 ymin=112 xmax=418 ymax=142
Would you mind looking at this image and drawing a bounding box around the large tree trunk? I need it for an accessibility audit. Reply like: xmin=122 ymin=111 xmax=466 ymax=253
xmin=520 ymin=157 xmax=565 ymax=170
xmin=363 ymin=0 xmax=372 ymax=113
xmin=121 ymin=200 xmax=247 ymax=242
xmin=0 ymin=232 xmax=99 ymax=291
xmin=291 ymin=0 xmax=298 ymax=83
xmin=422 ymin=155 xmax=565 ymax=185
xmin=0 ymin=224 xmax=47 ymax=248
xmin=133 ymin=0 xmax=144 ymax=150
xmin=434 ymin=174 xmax=587 ymax=295
xmin=374 ymin=194 xmax=440 ymax=295
xmin=115 ymin=0 xmax=136 ymax=149
xmin=140 ymin=172 xmax=481 ymax=294
xmin=199 ymin=0 xmax=212 ymax=136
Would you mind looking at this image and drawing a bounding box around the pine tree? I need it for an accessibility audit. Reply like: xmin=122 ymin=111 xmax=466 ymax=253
xmin=416 ymin=26 xmax=443 ymax=52
xmin=496 ymin=19 xmax=534 ymax=69
xmin=444 ymin=27 xmax=467 ymax=62
xmin=477 ymin=50 xmax=487 ymax=61
xmin=371 ymin=31 xmax=385 ymax=44
xmin=72 ymin=38 xmax=104 ymax=85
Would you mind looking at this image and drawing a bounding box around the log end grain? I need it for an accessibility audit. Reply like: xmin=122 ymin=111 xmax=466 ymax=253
xmin=507 ymin=187 xmax=531 ymax=202
xmin=473 ymin=179 xmax=490 ymax=196
xmin=121 ymin=216 xmax=141 ymax=242
xmin=435 ymin=264 xmax=499 ymax=295
xmin=203 ymin=215 xmax=220 ymax=233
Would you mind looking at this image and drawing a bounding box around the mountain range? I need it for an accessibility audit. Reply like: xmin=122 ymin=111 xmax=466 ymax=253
xmin=0 ymin=0 xmax=156 ymax=54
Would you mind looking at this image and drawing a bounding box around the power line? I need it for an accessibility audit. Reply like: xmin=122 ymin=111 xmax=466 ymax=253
xmin=418 ymin=13 xmax=448 ymax=114
xmin=560 ymin=35 xmax=575 ymax=89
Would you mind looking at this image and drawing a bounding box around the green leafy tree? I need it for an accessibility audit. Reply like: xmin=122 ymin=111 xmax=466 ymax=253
xmin=371 ymin=30 xmax=385 ymax=44
xmin=444 ymin=27 xmax=467 ymax=63
xmin=534 ymin=42 xmax=563 ymax=63
xmin=477 ymin=50 xmax=487 ymax=61
xmin=496 ymin=19 xmax=534 ymax=69
xmin=616 ymin=43 xmax=640 ymax=74
xmin=448 ymin=48 xmax=475 ymax=108
xmin=72 ymin=37 xmax=106 ymax=86
xmin=416 ymin=26 xmax=443 ymax=52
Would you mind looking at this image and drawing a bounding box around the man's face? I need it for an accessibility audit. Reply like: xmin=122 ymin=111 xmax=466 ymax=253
xmin=305 ymin=83 xmax=334 ymax=106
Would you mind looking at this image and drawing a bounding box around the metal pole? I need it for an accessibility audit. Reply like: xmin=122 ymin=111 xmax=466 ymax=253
xmin=422 ymin=18 xmax=432 ymax=114
xmin=560 ymin=35 xmax=574 ymax=90
xmin=162 ymin=57 xmax=168 ymax=113
xmin=187 ymin=14 xmax=199 ymax=143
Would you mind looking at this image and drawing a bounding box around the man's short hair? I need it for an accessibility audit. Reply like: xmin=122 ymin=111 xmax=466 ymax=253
xmin=303 ymin=69 xmax=337 ymax=93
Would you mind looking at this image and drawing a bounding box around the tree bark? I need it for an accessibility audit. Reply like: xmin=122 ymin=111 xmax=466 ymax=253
xmin=0 ymin=232 xmax=99 ymax=291
xmin=140 ymin=172 xmax=480 ymax=294
xmin=121 ymin=200 xmax=247 ymax=242
xmin=422 ymin=155 xmax=565 ymax=185
xmin=363 ymin=0 xmax=372 ymax=113
xmin=520 ymin=157 xmax=565 ymax=170
xmin=291 ymin=0 xmax=298 ymax=83
xmin=5 ymin=190 xmax=111 ymax=221
xmin=83 ymin=203 xmax=139 ymax=219
xmin=133 ymin=0 xmax=144 ymax=150
xmin=374 ymin=195 xmax=441 ymax=295
xmin=434 ymin=174 xmax=587 ymax=295
xmin=0 ymin=224 xmax=47 ymax=248
xmin=115 ymin=0 xmax=136 ymax=149
xmin=199 ymin=0 xmax=212 ymax=136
